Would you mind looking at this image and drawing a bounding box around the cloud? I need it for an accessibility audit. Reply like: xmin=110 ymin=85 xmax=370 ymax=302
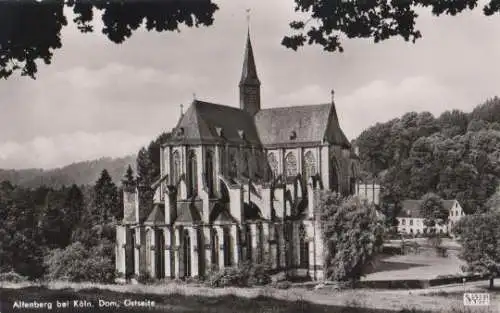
xmin=0 ymin=131 xmax=149 ymax=169
xmin=336 ymin=76 xmax=470 ymax=139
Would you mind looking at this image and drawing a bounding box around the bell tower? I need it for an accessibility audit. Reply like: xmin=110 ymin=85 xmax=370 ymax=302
xmin=239 ymin=10 xmax=261 ymax=116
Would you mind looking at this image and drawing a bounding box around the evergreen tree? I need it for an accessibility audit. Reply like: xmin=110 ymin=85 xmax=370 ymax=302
xmin=136 ymin=147 xmax=154 ymax=213
xmin=93 ymin=169 xmax=119 ymax=223
xmin=122 ymin=164 xmax=136 ymax=192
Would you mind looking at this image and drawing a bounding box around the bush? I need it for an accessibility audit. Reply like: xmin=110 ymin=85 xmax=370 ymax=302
xmin=44 ymin=241 xmax=115 ymax=283
xmin=0 ymin=271 xmax=29 ymax=283
xmin=273 ymin=280 xmax=292 ymax=289
xmin=205 ymin=262 xmax=272 ymax=288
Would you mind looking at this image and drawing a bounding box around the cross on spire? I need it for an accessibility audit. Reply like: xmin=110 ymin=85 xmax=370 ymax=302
xmin=180 ymin=103 xmax=184 ymax=116
xmin=331 ymin=89 xmax=335 ymax=103
xmin=246 ymin=8 xmax=251 ymax=28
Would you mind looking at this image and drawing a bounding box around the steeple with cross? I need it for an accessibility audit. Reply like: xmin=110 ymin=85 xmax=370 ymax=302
xmin=239 ymin=8 xmax=261 ymax=116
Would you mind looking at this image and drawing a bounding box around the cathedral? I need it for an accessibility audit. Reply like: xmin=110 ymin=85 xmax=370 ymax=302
xmin=115 ymin=28 xmax=360 ymax=282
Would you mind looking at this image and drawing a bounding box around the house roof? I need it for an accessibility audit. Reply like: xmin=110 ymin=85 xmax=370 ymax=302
xmin=398 ymin=199 xmax=457 ymax=218
xmin=254 ymin=103 xmax=351 ymax=148
xmin=165 ymin=100 xmax=261 ymax=146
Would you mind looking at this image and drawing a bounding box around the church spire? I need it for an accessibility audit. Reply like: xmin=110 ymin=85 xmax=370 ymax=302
xmin=239 ymin=11 xmax=261 ymax=116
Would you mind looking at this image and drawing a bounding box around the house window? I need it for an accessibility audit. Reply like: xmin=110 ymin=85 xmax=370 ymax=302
xmin=401 ymin=219 xmax=406 ymax=225
xmin=409 ymin=219 xmax=413 ymax=226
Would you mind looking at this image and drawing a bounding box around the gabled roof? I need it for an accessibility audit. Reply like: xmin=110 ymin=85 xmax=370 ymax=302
xmin=398 ymin=199 xmax=458 ymax=218
xmin=165 ymin=100 xmax=261 ymax=146
xmin=254 ymin=103 xmax=350 ymax=148
xmin=175 ymin=200 xmax=202 ymax=224
xmin=144 ymin=203 xmax=165 ymax=225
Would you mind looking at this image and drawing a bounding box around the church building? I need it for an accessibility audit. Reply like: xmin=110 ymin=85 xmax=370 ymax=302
xmin=115 ymin=28 xmax=360 ymax=282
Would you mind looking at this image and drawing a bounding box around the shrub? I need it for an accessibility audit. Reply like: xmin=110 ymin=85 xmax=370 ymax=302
xmin=0 ymin=271 xmax=29 ymax=283
xmin=44 ymin=241 xmax=115 ymax=283
xmin=205 ymin=262 xmax=272 ymax=288
xmin=273 ymin=280 xmax=292 ymax=289
xmin=319 ymin=193 xmax=385 ymax=282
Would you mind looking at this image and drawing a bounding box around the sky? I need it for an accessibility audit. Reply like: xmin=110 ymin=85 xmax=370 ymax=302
xmin=1 ymin=0 xmax=499 ymax=169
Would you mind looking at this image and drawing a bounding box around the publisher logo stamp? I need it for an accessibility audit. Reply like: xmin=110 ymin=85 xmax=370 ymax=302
xmin=463 ymin=293 xmax=490 ymax=306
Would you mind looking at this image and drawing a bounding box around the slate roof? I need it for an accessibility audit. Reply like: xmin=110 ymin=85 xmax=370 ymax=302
xmin=398 ymin=199 xmax=457 ymax=218
xmin=209 ymin=202 xmax=237 ymax=224
xmin=254 ymin=103 xmax=350 ymax=148
xmin=165 ymin=100 xmax=261 ymax=146
xmin=175 ymin=200 xmax=202 ymax=224
xmin=240 ymin=30 xmax=260 ymax=86
xmin=144 ymin=203 xmax=165 ymax=225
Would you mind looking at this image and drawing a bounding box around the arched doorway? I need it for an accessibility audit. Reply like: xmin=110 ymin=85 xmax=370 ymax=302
xmin=126 ymin=228 xmax=135 ymax=279
xmin=155 ymin=230 xmax=165 ymax=279
xmin=245 ymin=224 xmax=252 ymax=261
xmin=211 ymin=229 xmax=219 ymax=270
xmin=299 ymin=225 xmax=309 ymax=269
xmin=329 ymin=157 xmax=339 ymax=193
xmin=205 ymin=151 xmax=215 ymax=197
xmin=183 ymin=229 xmax=191 ymax=277
xmin=223 ymin=227 xmax=232 ymax=267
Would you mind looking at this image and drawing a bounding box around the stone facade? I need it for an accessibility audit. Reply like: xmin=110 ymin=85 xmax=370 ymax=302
xmin=115 ymin=29 xmax=359 ymax=282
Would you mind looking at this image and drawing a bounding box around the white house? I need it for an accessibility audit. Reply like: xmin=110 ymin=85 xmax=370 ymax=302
xmin=396 ymin=199 xmax=465 ymax=235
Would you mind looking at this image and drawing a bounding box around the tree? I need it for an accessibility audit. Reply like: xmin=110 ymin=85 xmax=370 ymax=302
xmin=0 ymin=1 xmax=218 ymax=79
xmin=282 ymin=0 xmax=500 ymax=52
xmin=486 ymin=191 xmax=500 ymax=212
xmin=319 ymin=192 xmax=385 ymax=283
xmin=455 ymin=212 xmax=500 ymax=289
xmin=5 ymin=1 xmax=500 ymax=80
xmin=136 ymin=147 xmax=154 ymax=214
xmin=122 ymin=164 xmax=136 ymax=191
xmin=93 ymin=169 xmax=119 ymax=223
xmin=419 ymin=192 xmax=448 ymax=231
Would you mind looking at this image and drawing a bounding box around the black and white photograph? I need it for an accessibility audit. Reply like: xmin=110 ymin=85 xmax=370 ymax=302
xmin=0 ymin=0 xmax=500 ymax=312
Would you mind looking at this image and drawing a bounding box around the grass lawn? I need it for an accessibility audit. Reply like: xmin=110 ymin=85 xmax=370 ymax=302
xmin=363 ymin=250 xmax=465 ymax=281
xmin=0 ymin=285 xmax=431 ymax=313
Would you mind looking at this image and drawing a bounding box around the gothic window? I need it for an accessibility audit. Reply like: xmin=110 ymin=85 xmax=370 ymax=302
xmin=268 ymin=152 xmax=278 ymax=178
xmin=187 ymin=150 xmax=198 ymax=197
xmin=220 ymin=147 xmax=227 ymax=176
xmin=205 ymin=150 xmax=215 ymax=196
xmin=285 ymin=152 xmax=297 ymax=178
xmin=304 ymin=151 xmax=316 ymax=180
xmin=241 ymin=150 xmax=250 ymax=178
xmin=229 ymin=149 xmax=238 ymax=178
xmin=329 ymin=157 xmax=339 ymax=193
xmin=172 ymin=150 xmax=181 ymax=185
